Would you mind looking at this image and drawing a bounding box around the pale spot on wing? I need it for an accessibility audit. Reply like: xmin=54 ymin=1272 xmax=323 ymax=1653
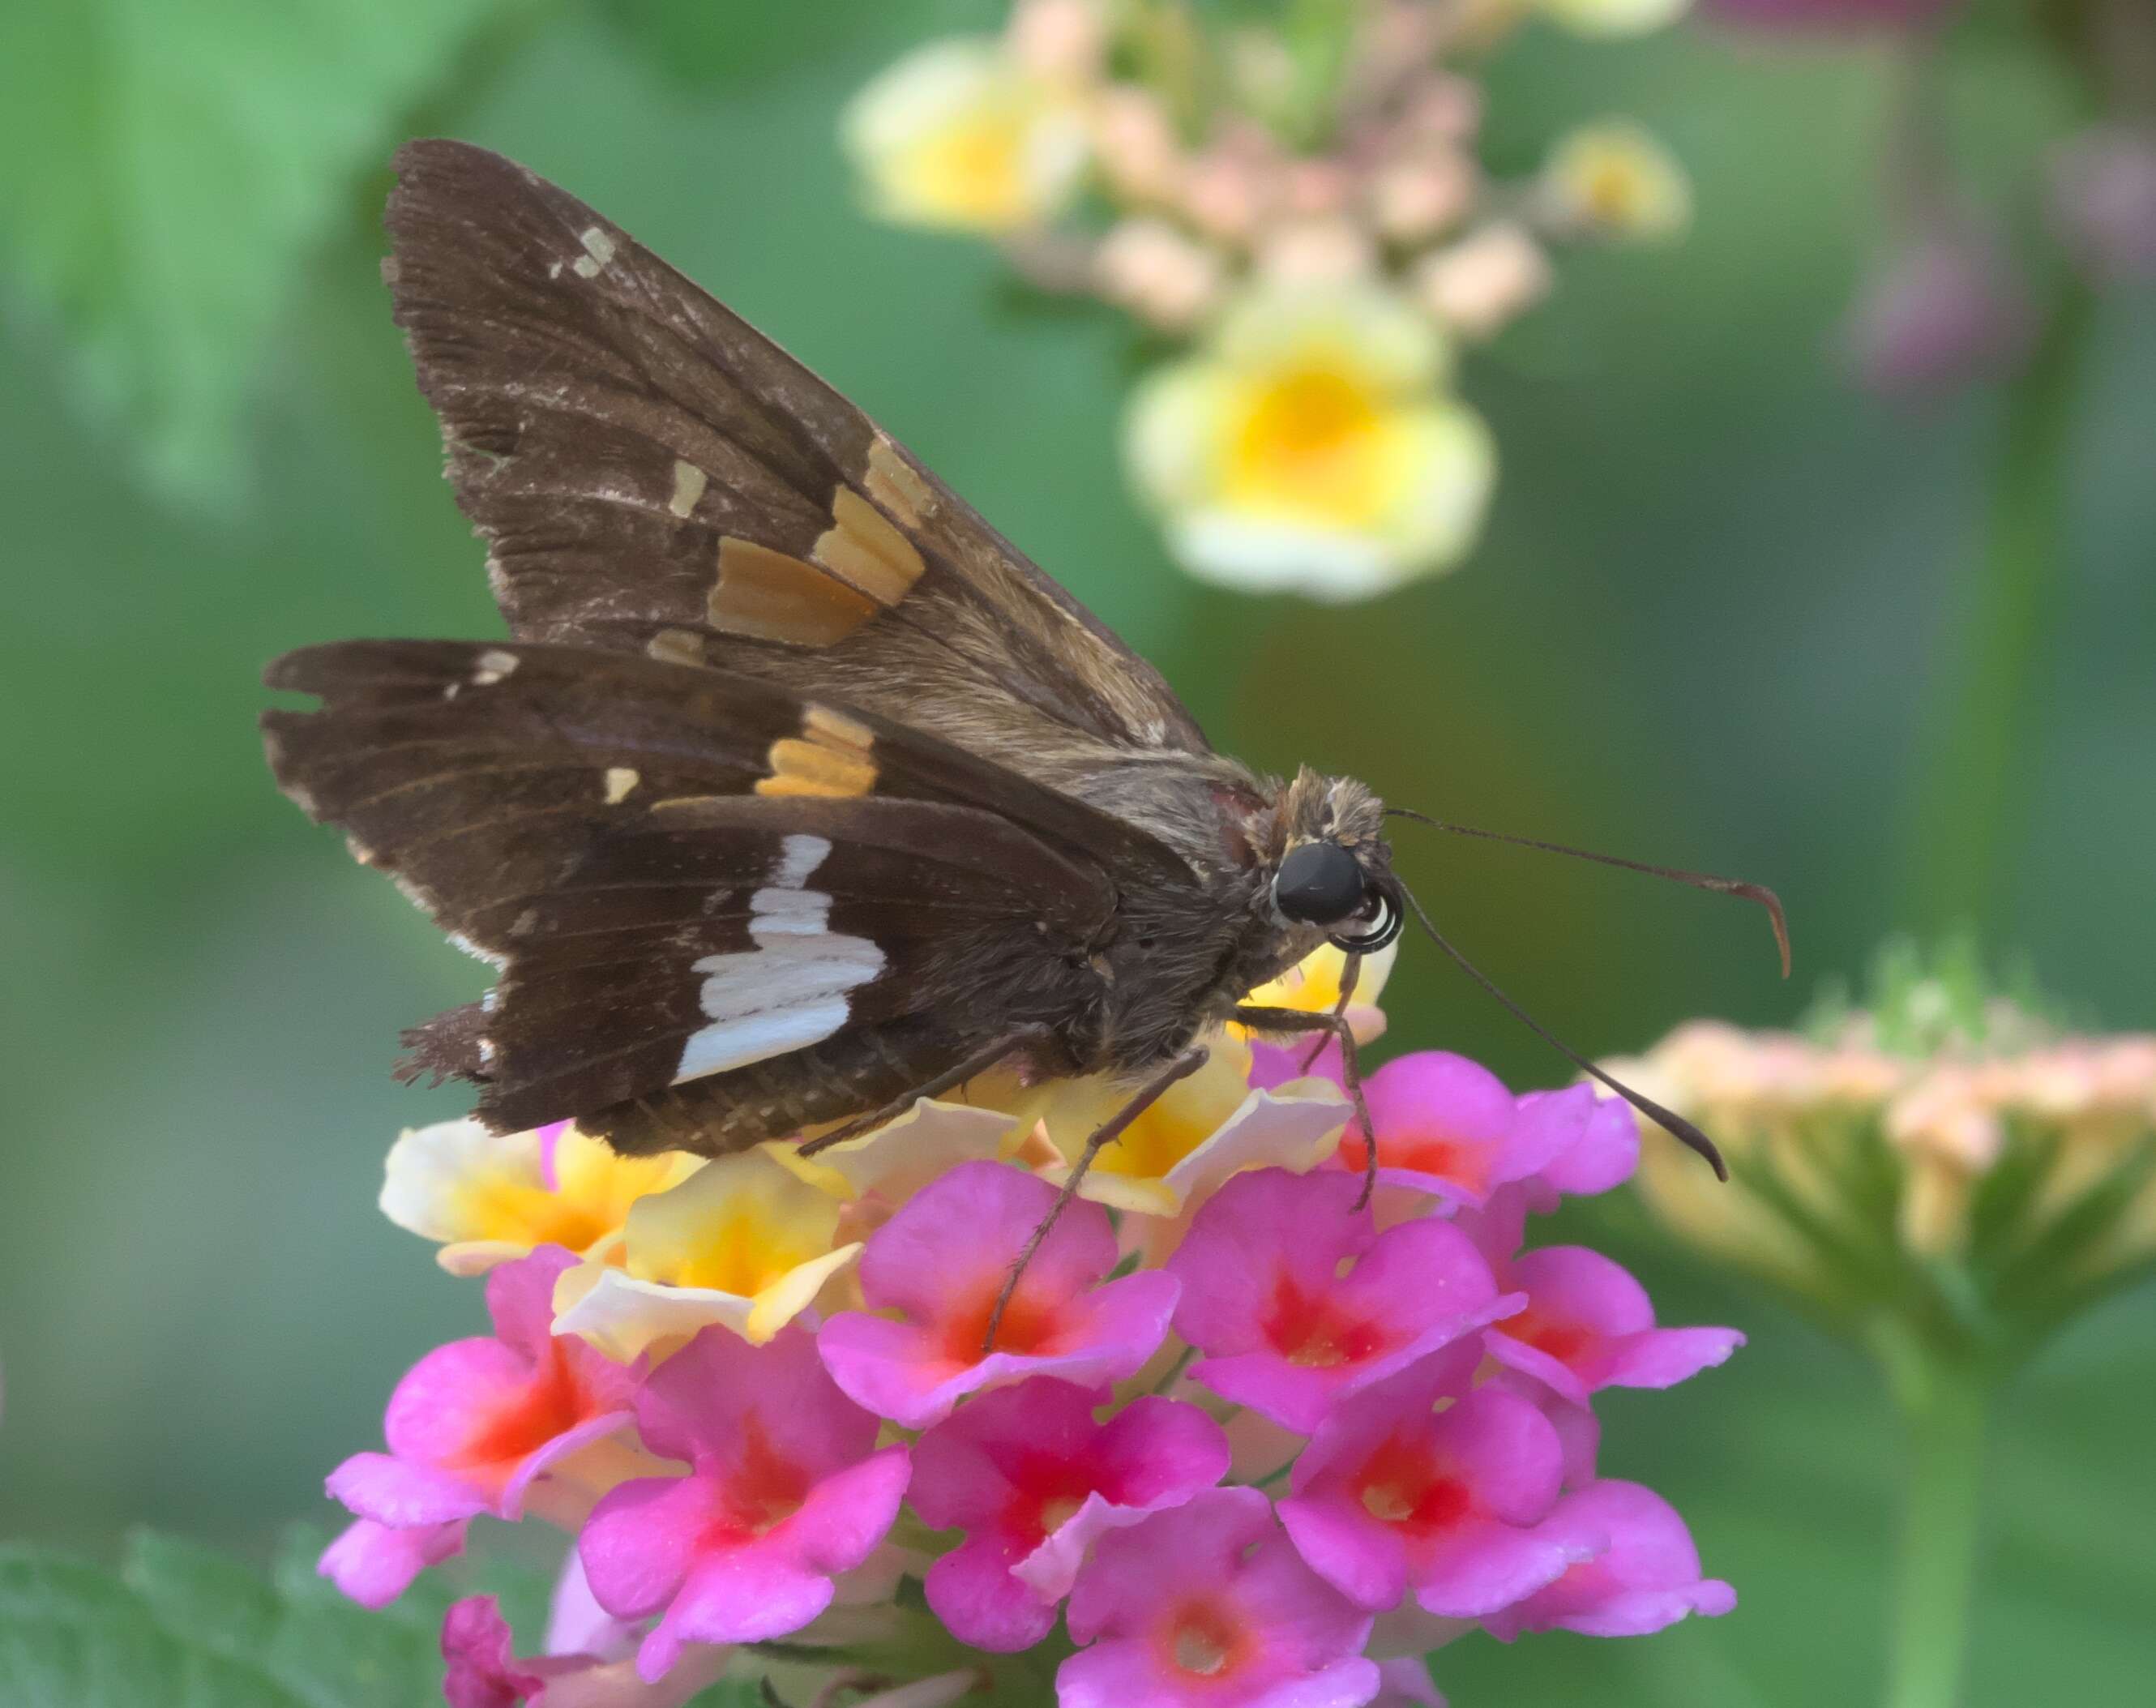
xmin=864 ymin=437 xmax=937 ymax=529
xmin=648 ymin=628 xmax=706 ymax=668
xmin=669 ymin=460 xmax=708 ymax=519
xmin=674 ymin=834 xmax=883 ymax=1083
xmin=571 ymin=225 xmax=617 ymax=278
xmin=472 ymin=649 xmax=520 ymax=686
xmin=604 ymin=767 xmax=640 ymax=804
xmin=813 ymin=488 xmax=924 ymax=607
xmin=756 ymin=702 xmax=879 ymax=798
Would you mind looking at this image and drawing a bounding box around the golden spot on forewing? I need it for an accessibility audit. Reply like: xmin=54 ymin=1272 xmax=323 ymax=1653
xmin=669 ymin=460 xmax=708 ymax=519
xmin=648 ymin=628 xmax=705 ymax=668
xmin=604 ymin=767 xmax=640 ymax=804
xmin=755 ymin=702 xmax=879 ymax=799
xmin=813 ymin=488 xmax=923 ymax=607
xmin=863 ymin=438 xmax=937 ymax=529
xmin=710 ymin=537 xmax=879 ymax=645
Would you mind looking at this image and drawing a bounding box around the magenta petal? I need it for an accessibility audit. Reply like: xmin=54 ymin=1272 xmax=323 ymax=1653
xmin=545 ymin=1547 xmax=639 ymax=1662
xmin=1481 ymin=1480 xmax=1735 ymax=1641
xmin=442 ymin=1595 xmax=547 ymax=1707
xmin=1278 ymin=1485 xmax=1410 ymax=1611
xmin=642 ymin=1326 xmax=875 ymax=1475
xmin=822 ymin=1272 xmax=1176 ymax=1429
xmin=1090 ymin=1393 xmax=1234 ymax=1511
xmin=1371 ymin=1656 xmax=1448 ymax=1708
xmin=784 ymin=1445 xmax=913 ymax=1575
xmin=579 ymin=1475 xmax=711 ymax=1621
xmin=326 ymin=1451 xmax=486 ymax=1527
xmin=860 ymin=1161 xmax=1117 ymax=1318
xmin=1534 ymin=1095 xmax=1637 ymax=1196
xmin=637 ymin=1553 xmax=832 ymax=1679
xmin=1409 ymin=1517 xmax=1589 ymax=1619
xmin=497 ymin=1408 xmax=635 ymax=1521
xmin=1170 ymin=1170 xmax=1371 ymax=1354
xmin=1600 ymin=1326 xmax=1746 ymax=1391
xmin=1067 ymin=1486 xmax=1274 ymax=1644
xmin=382 ymin=1338 xmax=533 ymax=1464
xmin=928 ymin=1534 xmax=1061 ymax=1653
xmin=484 ymin=1245 xmax=581 ymax=1354
xmin=319 ymin=1516 xmax=467 ymax=1609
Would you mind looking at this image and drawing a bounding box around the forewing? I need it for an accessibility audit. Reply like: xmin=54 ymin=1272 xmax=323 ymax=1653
xmin=262 ymin=640 xmax=1146 ymax=1137
xmin=383 ymin=139 xmax=1210 ymax=780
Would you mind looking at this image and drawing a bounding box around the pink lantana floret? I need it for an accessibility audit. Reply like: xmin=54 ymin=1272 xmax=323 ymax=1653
xmin=1278 ymin=1350 xmax=1591 ymax=1619
xmin=1480 ymin=1479 xmax=1736 ymax=1641
xmin=442 ymin=1593 xmax=733 ymax=1708
xmin=817 ymin=1161 xmax=1179 ymax=1429
xmin=909 ymin=1376 xmax=1231 ymax=1651
xmin=1337 ymin=1055 xmax=1585 ymax=1207
xmin=1482 ymin=1245 xmax=1743 ymax=1408
xmin=1532 ymin=1094 xmax=1639 ymax=1199
xmin=323 ymin=1247 xmax=635 ymax=1603
xmin=1167 ymin=1168 xmax=1520 ymax=1432
xmin=579 ymin=1324 xmax=911 ymax=1680
xmin=319 ymin=1515 xmax=468 ymax=1610
xmin=1061 ymin=1486 xmax=1380 ymax=1708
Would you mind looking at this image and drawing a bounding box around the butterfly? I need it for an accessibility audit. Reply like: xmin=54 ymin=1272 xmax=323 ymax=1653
xmin=264 ymin=140 xmax=1777 ymax=1224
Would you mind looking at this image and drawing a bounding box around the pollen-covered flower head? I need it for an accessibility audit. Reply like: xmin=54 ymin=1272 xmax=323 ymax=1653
xmin=1125 ymin=279 xmax=1495 ymax=600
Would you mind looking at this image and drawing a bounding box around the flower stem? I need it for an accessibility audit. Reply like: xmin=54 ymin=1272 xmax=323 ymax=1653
xmin=1882 ymin=1348 xmax=1992 ymax=1708
xmin=1900 ymin=284 xmax=2093 ymax=935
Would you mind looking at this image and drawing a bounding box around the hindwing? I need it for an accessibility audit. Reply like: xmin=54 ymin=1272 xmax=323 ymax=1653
xmin=263 ymin=640 xmax=1189 ymax=1145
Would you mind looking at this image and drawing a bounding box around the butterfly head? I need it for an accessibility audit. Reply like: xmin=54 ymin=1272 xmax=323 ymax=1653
xmin=1269 ymin=772 xmax=1402 ymax=954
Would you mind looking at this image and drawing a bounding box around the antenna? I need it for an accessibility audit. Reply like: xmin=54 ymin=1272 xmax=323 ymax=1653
xmin=1393 ymin=880 xmax=1730 ymax=1179
xmin=1384 ymin=808 xmax=1790 ymax=978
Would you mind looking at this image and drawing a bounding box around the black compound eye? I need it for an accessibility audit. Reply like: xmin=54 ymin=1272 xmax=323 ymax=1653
xmin=1273 ymin=841 xmax=1367 ymax=925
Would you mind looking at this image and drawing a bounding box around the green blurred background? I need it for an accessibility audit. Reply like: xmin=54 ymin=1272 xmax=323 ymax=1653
xmin=1 ymin=1 xmax=2150 ymax=1702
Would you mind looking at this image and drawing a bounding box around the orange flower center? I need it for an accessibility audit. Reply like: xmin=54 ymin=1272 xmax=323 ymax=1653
xmin=1354 ymin=1434 xmax=1471 ymax=1534
xmin=940 ymin=1278 xmax=1064 ymax=1365
xmin=711 ymin=1416 xmax=809 ymax=1541
xmin=1264 ymin=1271 xmax=1387 ymax=1368
xmin=1505 ymin=1307 xmax=1589 ymax=1364
xmin=448 ymin=1344 xmax=589 ymax=1482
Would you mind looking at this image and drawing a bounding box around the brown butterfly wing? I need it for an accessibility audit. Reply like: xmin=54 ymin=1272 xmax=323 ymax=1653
xmin=383 ymin=139 xmax=1212 ymax=794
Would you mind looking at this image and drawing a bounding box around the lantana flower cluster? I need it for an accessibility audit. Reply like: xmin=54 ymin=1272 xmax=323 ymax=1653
xmin=323 ymin=947 xmax=1739 ymax=1707
xmin=841 ymin=0 xmax=1694 ymax=601
xmin=1609 ymin=941 xmax=2156 ymax=1353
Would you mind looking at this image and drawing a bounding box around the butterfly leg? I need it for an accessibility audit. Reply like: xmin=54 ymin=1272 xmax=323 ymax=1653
xmin=1298 ymin=951 xmax=1362 ymax=1072
xmin=982 ymin=1045 xmax=1213 ymax=1353
xmin=796 ymin=1023 xmax=1063 ymax=1158
xmin=1233 ymin=1004 xmax=1376 ymax=1208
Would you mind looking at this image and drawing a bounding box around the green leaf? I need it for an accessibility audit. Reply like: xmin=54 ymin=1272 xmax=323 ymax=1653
xmin=0 ymin=1546 xmax=314 ymax=1708
xmin=0 ymin=0 xmax=535 ymax=503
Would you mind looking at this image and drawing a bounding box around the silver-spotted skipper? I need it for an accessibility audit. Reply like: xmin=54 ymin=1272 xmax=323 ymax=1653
xmin=264 ymin=142 xmax=1782 ymax=1224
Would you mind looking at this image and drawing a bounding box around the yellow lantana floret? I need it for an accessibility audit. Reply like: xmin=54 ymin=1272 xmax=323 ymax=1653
xmin=842 ymin=36 xmax=1089 ymax=233
xmin=380 ymin=1118 xmax=699 ymax=1277
xmin=1039 ymin=1028 xmax=1350 ymax=1218
xmin=1125 ymin=280 xmax=1495 ymax=600
xmin=551 ymin=1147 xmax=860 ymax=1361
xmin=1542 ymin=122 xmax=1692 ymax=242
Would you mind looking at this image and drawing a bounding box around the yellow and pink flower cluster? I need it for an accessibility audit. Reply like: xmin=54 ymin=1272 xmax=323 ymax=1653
xmin=325 ymin=944 xmax=1742 ymax=1707
xmin=841 ymin=0 xmax=1695 ymax=600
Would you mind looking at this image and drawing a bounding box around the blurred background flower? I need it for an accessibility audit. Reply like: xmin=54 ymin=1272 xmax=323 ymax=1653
xmin=842 ymin=0 xmax=1700 ymax=596
xmin=0 ymin=0 xmax=2150 ymax=1705
xmin=1606 ymin=938 xmax=2154 ymax=1708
